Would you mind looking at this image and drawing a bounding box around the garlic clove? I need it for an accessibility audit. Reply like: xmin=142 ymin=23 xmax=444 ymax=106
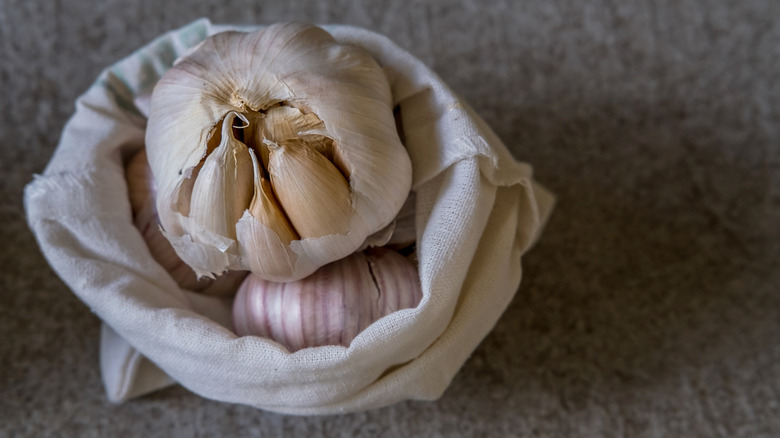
xmin=232 ymin=247 xmax=422 ymax=351
xmin=125 ymin=149 xmax=247 ymax=295
xmin=366 ymin=247 xmax=423 ymax=313
xmin=188 ymin=112 xmax=254 ymax=241
xmin=259 ymin=105 xmax=324 ymax=143
xmin=235 ymin=149 xmax=300 ymax=281
xmin=247 ymin=148 xmax=298 ymax=244
xmin=126 ymin=149 xmax=211 ymax=290
xmin=265 ymin=139 xmax=353 ymax=239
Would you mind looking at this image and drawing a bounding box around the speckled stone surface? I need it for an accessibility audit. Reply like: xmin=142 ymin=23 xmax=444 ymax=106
xmin=2 ymin=0 xmax=780 ymax=436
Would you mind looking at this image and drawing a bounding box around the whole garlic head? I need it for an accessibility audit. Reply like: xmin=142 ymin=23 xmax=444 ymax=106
xmin=145 ymin=23 xmax=413 ymax=282
xmin=232 ymin=247 xmax=423 ymax=352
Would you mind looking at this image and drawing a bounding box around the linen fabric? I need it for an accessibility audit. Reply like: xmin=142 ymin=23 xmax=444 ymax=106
xmin=24 ymin=19 xmax=553 ymax=414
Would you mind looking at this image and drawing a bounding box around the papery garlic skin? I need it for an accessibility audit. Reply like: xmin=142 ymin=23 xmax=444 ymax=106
xmin=232 ymin=248 xmax=423 ymax=351
xmin=125 ymin=149 xmax=247 ymax=296
xmin=146 ymin=23 xmax=413 ymax=282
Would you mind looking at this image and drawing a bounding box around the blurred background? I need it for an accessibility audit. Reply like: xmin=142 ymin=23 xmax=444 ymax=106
xmin=2 ymin=0 xmax=779 ymax=436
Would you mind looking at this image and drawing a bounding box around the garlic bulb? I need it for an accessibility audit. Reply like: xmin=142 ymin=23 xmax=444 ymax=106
xmin=145 ymin=23 xmax=413 ymax=282
xmin=232 ymin=247 xmax=422 ymax=351
xmin=125 ymin=149 xmax=247 ymax=295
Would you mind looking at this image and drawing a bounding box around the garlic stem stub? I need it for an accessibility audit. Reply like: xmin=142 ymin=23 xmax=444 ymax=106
xmin=146 ymin=23 xmax=413 ymax=282
xmin=232 ymin=247 xmax=423 ymax=351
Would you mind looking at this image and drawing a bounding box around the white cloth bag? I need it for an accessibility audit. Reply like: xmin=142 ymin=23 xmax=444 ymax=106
xmin=24 ymin=19 xmax=554 ymax=415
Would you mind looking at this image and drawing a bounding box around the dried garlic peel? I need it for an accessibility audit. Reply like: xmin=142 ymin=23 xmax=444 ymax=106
xmin=146 ymin=23 xmax=412 ymax=282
